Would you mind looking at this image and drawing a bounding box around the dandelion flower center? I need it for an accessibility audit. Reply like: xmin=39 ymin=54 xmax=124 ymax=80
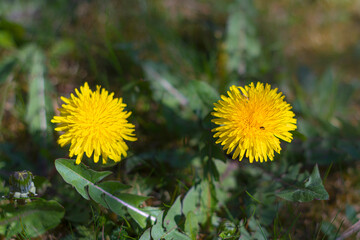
xmin=212 ymin=82 xmax=297 ymax=163
xmin=51 ymin=82 xmax=137 ymax=164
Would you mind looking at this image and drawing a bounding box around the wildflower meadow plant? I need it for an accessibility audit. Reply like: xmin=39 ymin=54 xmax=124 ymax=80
xmin=48 ymin=83 xmax=160 ymax=235
xmin=1 ymin=1 xmax=351 ymax=238
xmin=51 ymin=82 xmax=137 ymax=164
xmin=212 ymin=82 xmax=297 ymax=163
xmin=51 ymin=82 xmax=328 ymax=240
xmin=1 ymin=81 xmax=331 ymax=239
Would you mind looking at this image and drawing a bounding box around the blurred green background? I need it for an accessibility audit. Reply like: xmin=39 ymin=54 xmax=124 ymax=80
xmin=0 ymin=0 xmax=360 ymax=239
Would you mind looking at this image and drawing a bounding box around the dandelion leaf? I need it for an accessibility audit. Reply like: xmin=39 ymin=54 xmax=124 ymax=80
xmin=163 ymin=195 xmax=182 ymax=231
xmin=183 ymin=180 xmax=217 ymax=225
xmin=55 ymin=158 xmax=153 ymax=228
xmin=55 ymin=158 xmax=112 ymax=200
xmin=149 ymin=198 xmax=191 ymax=240
xmin=276 ymin=165 xmax=329 ymax=202
xmin=164 ymin=230 xmax=191 ymax=240
xmin=0 ymin=199 xmax=64 ymax=238
xmin=139 ymin=228 xmax=151 ymax=240
xmin=184 ymin=211 xmax=199 ymax=240
xmin=151 ymin=211 xmax=166 ymax=239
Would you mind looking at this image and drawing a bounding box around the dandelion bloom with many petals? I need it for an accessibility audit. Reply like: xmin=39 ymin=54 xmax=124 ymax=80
xmin=212 ymin=82 xmax=297 ymax=163
xmin=52 ymin=82 xmax=137 ymax=164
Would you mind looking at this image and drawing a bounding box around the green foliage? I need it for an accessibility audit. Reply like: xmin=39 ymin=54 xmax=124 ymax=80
xmin=140 ymin=187 xmax=219 ymax=239
xmin=139 ymin=228 xmax=151 ymax=240
xmin=0 ymin=44 xmax=54 ymax=139
xmin=183 ymin=180 xmax=217 ymax=225
xmin=0 ymin=1 xmax=358 ymax=239
xmin=147 ymin=196 xmax=191 ymax=240
xmin=277 ymin=165 xmax=329 ymax=202
xmin=238 ymin=217 xmax=269 ymax=240
xmin=24 ymin=45 xmax=54 ymax=138
xmin=55 ymin=158 xmax=155 ymax=228
xmin=184 ymin=211 xmax=199 ymax=240
xmin=0 ymin=199 xmax=64 ymax=238
xmin=163 ymin=196 xmax=182 ymax=231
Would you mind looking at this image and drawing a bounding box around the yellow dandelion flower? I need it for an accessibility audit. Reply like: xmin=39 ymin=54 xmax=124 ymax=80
xmin=51 ymin=82 xmax=137 ymax=164
xmin=212 ymin=82 xmax=297 ymax=163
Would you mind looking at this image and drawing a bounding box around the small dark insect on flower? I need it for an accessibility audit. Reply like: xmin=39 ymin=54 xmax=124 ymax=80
xmin=260 ymin=126 xmax=265 ymax=130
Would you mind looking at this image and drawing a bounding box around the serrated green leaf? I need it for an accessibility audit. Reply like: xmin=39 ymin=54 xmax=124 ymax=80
xmin=182 ymin=181 xmax=213 ymax=225
xmin=141 ymin=207 xmax=162 ymax=223
xmin=164 ymin=195 xmax=182 ymax=231
xmin=139 ymin=228 xmax=151 ymax=240
xmin=148 ymin=198 xmax=190 ymax=240
xmin=151 ymin=211 xmax=165 ymax=239
xmin=200 ymin=180 xmax=217 ymax=223
xmin=164 ymin=230 xmax=191 ymax=240
xmin=0 ymin=199 xmax=64 ymax=238
xmin=182 ymin=186 xmax=199 ymax=216
xmin=97 ymin=181 xmax=131 ymax=194
xmin=55 ymin=158 xmax=155 ymax=228
xmin=55 ymin=158 xmax=112 ymax=200
xmin=184 ymin=211 xmax=199 ymax=240
xmin=276 ymin=165 xmax=329 ymax=202
xmin=114 ymin=193 xmax=149 ymax=228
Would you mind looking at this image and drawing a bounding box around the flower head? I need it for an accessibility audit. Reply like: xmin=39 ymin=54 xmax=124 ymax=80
xmin=52 ymin=82 xmax=137 ymax=164
xmin=212 ymin=82 xmax=297 ymax=163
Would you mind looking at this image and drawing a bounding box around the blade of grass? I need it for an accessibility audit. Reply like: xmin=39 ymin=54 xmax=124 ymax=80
xmin=323 ymin=162 xmax=333 ymax=183
xmin=321 ymin=211 xmax=339 ymax=240
xmin=245 ymin=190 xmax=261 ymax=204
